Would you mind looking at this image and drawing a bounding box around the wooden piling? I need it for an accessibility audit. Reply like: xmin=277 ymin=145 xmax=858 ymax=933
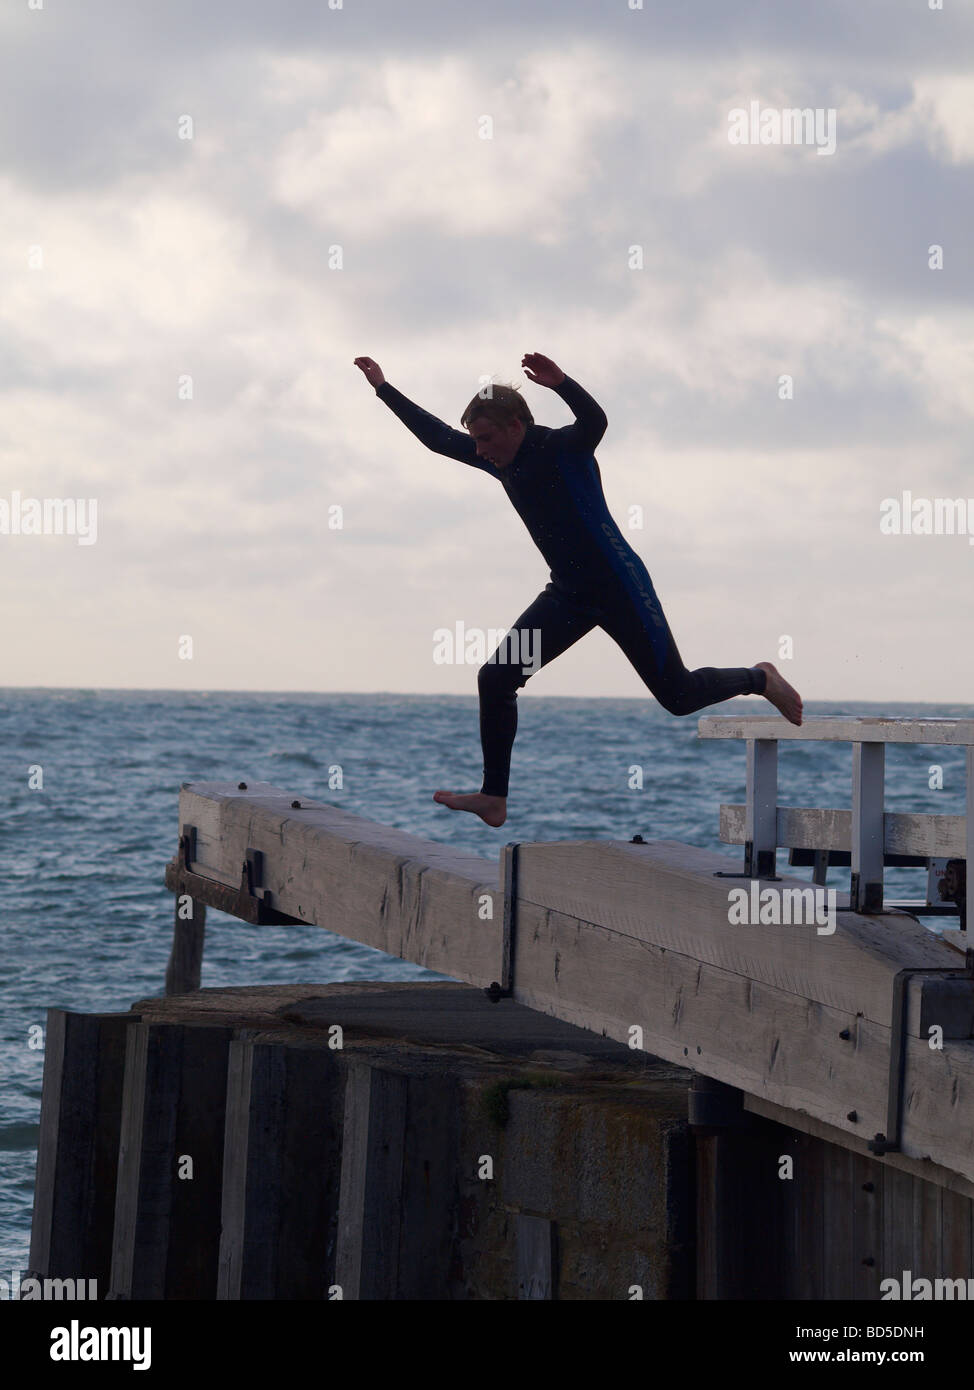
xmin=28 ymin=1009 xmax=134 ymax=1295
xmin=108 ymin=1021 xmax=233 ymax=1299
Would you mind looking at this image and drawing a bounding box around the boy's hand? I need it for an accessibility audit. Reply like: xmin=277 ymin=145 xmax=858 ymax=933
xmin=521 ymin=353 xmax=565 ymax=388
xmin=354 ymin=356 xmax=386 ymax=389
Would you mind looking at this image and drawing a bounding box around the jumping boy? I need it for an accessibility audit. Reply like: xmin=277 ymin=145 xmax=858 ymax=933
xmin=354 ymin=351 xmax=802 ymax=827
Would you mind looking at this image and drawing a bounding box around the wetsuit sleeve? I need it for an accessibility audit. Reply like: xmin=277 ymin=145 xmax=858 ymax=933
xmin=551 ymin=375 xmax=608 ymax=452
xmin=375 ymin=381 xmax=495 ymax=473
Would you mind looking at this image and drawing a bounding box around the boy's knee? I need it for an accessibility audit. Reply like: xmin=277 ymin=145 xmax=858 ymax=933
xmin=478 ymin=655 xmax=529 ymax=699
xmin=656 ymin=689 xmax=694 ymax=717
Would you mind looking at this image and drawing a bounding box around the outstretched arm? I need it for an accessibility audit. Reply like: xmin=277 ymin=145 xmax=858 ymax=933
xmin=354 ymin=356 xmax=489 ymax=470
xmin=522 ymin=352 xmax=607 ymax=453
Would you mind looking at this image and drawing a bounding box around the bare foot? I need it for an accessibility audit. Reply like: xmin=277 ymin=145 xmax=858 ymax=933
xmin=433 ymin=790 xmax=507 ymax=827
xmin=754 ymin=662 xmax=803 ymax=725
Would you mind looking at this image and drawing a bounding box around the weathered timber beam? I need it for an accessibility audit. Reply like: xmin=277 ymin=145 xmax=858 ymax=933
xmin=700 ymin=716 xmax=974 ymax=745
xmin=719 ymin=804 xmax=967 ymax=859
xmin=176 ymin=782 xmax=501 ymax=988
xmin=511 ymin=837 xmax=960 ymax=1024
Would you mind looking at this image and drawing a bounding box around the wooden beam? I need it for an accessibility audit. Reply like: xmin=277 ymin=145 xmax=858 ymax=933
xmin=700 ymin=716 xmax=974 ymax=745
xmin=178 ymin=783 xmax=500 ymax=988
xmin=512 ymin=838 xmax=954 ymax=1024
xmin=719 ymin=804 xmax=966 ymax=859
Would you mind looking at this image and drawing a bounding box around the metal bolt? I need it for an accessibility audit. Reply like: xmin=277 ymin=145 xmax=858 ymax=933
xmin=291 ymin=800 xmax=302 ymax=809
xmin=847 ymin=1110 xmax=858 ymax=1122
xmin=839 ymin=1028 xmax=851 ymax=1040
xmin=631 ymin=834 xmax=645 ymax=844
xmin=238 ymin=782 xmax=247 ymax=790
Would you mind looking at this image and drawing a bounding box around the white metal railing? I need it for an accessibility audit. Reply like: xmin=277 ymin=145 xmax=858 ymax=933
xmin=698 ymin=716 xmax=974 ymax=927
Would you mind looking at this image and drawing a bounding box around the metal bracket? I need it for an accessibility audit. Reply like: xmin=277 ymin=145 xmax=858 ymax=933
xmin=485 ymin=841 xmax=520 ymax=1003
xmin=713 ymin=839 xmax=781 ymax=882
xmin=164 ymin=824 xmax=304 ymax=926
xmin=867 ymin=965 xmax=971 ymax=1155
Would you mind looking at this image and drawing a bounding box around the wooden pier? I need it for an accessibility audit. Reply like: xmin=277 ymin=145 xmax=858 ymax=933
xmin=27 ymin=716 xmax=974 ymax=1299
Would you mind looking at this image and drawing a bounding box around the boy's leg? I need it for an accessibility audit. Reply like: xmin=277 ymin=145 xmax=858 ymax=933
xmin=433 ymin=585 xmax=598 ymax=822
xmin=596 ymin=573 xmax=773 ymax=716
xmin=478 ymin=586 xmax=599 ymax=797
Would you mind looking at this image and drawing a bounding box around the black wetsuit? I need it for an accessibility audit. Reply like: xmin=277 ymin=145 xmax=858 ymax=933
xmin=377 ymin=375 xmax=767 ymax=797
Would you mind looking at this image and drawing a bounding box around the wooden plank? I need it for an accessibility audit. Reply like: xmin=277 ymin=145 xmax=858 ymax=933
xmin=178 ymin=785 xmax=501 ymax=988
xmin=941 ymin=1187 xmax=972 ymax=1279
xmin=700 ymin=716 xmax=974 ymax=746
xmin=29 ymin=1010 xmax=133 ymax=1291
xmin=720 ymin=804 xmax=966 ymax=860
xmin=335 ymin=1062 xmax=408 ymax=1300
xmin=822 ymin=1143 xmax=857 ymax=1297
xmin=217 ymin=1038 xmax=258 ymax=1301
xmin=796 ymin=1132 xmax=824 ymax=1298
xmin=218 ymin=1040 xmax=344 ymax=1301
xmin=109 ymin=1022 xmax=233 ymax=1299
xmin=852 ymin=1152 xmax=884 ymax=1300
xmin=516 ymin=1215 xmax=555 ymax=1300
xmin=773 ymin=1124 xmax=802 ymax=1300
xmin=913 ymin=1173 xmax=942 ymax=1280
xmin=513 ymin=838 xmax=959 ymax=1025
xmin=882 ymin=1168 xmax=915 ymax=1285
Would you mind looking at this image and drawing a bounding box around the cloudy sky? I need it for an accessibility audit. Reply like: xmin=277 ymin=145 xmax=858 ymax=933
xmin=2 ymin=0 xmax=972 ymax=701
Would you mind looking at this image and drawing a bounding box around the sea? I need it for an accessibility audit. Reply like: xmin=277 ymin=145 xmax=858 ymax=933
xmin=1 ymin=688 xmax=970 ymax=1276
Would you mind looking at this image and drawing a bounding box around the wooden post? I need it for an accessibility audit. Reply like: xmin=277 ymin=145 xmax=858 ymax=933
xmin=852 ymin=742 xmax=885 ymax=912
xmin=165 ymin=896 xmax=205 ymax=996
xmin=218 ymin=1040 xmax=343 ymax=1300
xmin=516 ymin=1214 xmax=555 ymax=1299
xmin=745 ymin=738 xmax=778 ymax=877
xmin=29 ymin=1010 xmax=134 ymax=1295
xmin=108 ymin=1022 xmax=233 ymax=1299
xmin=335 ymin=1061 xmax=408 ymax=1300
xmin=334 ymin=1060 xmax=459 ymax=1300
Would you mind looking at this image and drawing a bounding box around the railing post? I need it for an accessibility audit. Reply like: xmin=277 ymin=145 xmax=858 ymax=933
xmin=745 ymin=739 xmax=778 ymax=878
xmin=851 ymin=742 xmax=885 ymax=913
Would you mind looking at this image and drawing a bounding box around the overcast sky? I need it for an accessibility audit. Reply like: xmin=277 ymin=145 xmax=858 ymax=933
xmin=1 ymin=0 xmax=971 ymax=701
